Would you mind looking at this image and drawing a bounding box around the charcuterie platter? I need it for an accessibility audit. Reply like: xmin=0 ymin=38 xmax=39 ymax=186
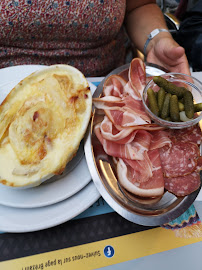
xmin=84 ymin=60 xmax=202 ymax=226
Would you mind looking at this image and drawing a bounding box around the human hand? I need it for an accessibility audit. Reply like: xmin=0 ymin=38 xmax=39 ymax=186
xmin=146 ymin=36 xmax=190 ymax=75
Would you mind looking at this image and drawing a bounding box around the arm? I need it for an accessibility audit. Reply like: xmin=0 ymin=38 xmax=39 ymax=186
xmin=125 ymin=0 xmax=190 ymax=75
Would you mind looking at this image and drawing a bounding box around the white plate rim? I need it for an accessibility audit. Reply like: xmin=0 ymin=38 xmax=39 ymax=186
xmin=0 ymin=154 xmax=91 ymax=208
xmin=0 ymin=181 xmax=100 ymax=233
xmin=0 ymin=65 xmax=96 ymax=208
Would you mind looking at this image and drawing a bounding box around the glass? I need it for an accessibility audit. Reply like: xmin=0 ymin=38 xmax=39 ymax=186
xmin=142 ymin=73 xmax=202 ymax=129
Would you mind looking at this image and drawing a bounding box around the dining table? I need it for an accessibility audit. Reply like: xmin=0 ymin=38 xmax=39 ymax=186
xmin=0 ymin=68 xmax=202 ymax=270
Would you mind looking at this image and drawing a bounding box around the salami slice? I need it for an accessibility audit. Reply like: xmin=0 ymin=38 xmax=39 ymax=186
xmin=196 ymin=156 xmax=202 ymax=172
xmin=164 ymin=172 xmax=201 ymax=196
xmin=159 ymin=142 xmax=199 ymax=178
xmin=169 ymin=125 xmax=202 ymax=145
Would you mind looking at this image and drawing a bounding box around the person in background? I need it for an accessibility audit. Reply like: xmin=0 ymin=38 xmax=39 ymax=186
xmin=0 ymin=0 xmax=190 ymax=77
xmin=175 ymin=0 xmax=202 ymax=71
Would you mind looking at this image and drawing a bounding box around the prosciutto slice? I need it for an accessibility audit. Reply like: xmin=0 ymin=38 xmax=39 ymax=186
xmin=94 ymin=123 xmax=147 ymax=160
xmin=122 ymin=59 xmax=146 ymax=101
xmin=123 ymin=81 xmax=142 ymax=101
xmin=117 ymin=149 xmax=164 ymax=197
xmin=123 ymin=152 xmax=153 ymax=183
xmin=100 ymin=117 xmax=164 ymax=144
xmin=132 ymin=129 xmax=152 ymax=151
xmin=118 ymin=69 xmax=129 ymax=82
xmin=93 ymin=95 xmax=151 ymax=126
xmin=150 ymin=130 xmax=172 ymax=150
xmin=129 ymin=58 xmax=146 ymax=98
xmin=103 ymin=75 xmax=127 ymax=97
xmin=100 ymin=116 xmax=138 ymax=144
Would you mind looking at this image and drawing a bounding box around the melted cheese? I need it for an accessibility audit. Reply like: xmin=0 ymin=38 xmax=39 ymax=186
xmin=0 ymin=65 xmax=92 ymax=187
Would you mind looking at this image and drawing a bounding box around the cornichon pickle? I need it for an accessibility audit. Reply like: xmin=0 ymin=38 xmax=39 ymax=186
xmin=157 ymin=87 xmax=166 ymax=112
xmin=178 ymin=101 xmax=185 ymax=112
xmin=153 ymin=76 xmax=187 ymax=98
xmin=161 ymin=93 xmax=171 ymax=119
xmin=179 ymin=98 xmax=184 ymax=104
xmin=170 ymin=95 xmax=180 ymax=122
xmin=184 ymin=90 xmax=194 ymax=119
xmin=194 ymin=103 xmax=202 ymax=112
xmin=147 ymin=87 xmax=159 ymax=116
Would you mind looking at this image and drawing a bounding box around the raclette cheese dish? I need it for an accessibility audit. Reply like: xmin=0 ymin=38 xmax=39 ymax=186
xmin=0 ymin=65 xmax=92 ymax=188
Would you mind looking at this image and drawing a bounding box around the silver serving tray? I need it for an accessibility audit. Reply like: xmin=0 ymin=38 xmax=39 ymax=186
xmin=84 ymin=63 xmax=201 ymax=226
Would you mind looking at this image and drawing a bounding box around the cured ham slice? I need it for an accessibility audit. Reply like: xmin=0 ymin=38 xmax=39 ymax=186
xmin=146 ymin=149 xmax=165 ymax=190
xmin=106 ymin=96 xmax=151 ymax=126
xmin=123 ymin=96 xmax=148 ymax=117
xmin=132 ymin=129 xmax=152 ymax=151
xmin=117 ymin=149 xmax=164 ymax=197
xmin=100 ymin=116 xmax=164 ymax=143
xmin=114 ymin=123 xmax=164 ymax=132
xmin=159 ymin=142 xmax=200 ymax=178
xmin=100 ymin=116 xmax=138 ymax=144
xmin=106 ymin=108 xmax=149 ymax=127
xmin=103 ymin=75 xmax=127 ymax=97
xmin=150 ymin=130 xmax=172 ymax=150
xmin=94 ymin=123 xmax=146 ymax=160
xmin=100 ymin=117 xmax=153 ymax=148
xmin=123 ymin=81 xmax=142 ymax=100
xmin=93 ymin=95 xmax=151 ymax=126
xmin=100 ymin=116 xmax=145 ymax=144
xmin=128 ymin=58 xmax=146 ymax=98
xmin=92 ymin=134 xmax=110 ymax=164
xmin=123 ymin=152 xmax=153 ymax=183
xmin=118 ymin=69 xmax=129 ymax=82
xmin=93 ymin=96 xmax=122 ymax=106
xmin=164 ymin=172 xmax=201 ymax=197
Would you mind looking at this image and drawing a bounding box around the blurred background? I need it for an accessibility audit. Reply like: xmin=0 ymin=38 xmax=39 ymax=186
xmin=130 ymin=0 xmax=202 ymax=72
xmin=157 ymin=0 xmax=202 ymax=72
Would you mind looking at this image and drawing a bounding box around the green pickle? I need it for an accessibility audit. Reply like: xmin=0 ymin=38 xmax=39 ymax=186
xmin=179 ymin=98 xmax=184 ymax=103
xmin=153 ymin=76 xmax=187 ymax=98
xmin=148 ymin=76 xmax=199 ymax=122
xmin=184 ymin=90 xmax=194 ymax=119
xmin=157 ymin=87 xmax=166 ymax=113
xmin=161 ymin=93 xmax=171 ymax=119
xmin=147 ymin=87 xmax=159 ymax=116
xmin=194 ymin=103 xmax=202 ymax=112
xmin=170 ymin=95 xmax=180 ymax=122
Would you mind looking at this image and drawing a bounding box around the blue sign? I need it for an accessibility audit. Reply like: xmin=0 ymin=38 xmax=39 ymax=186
xmin=104 ymin=245 xmax=115 ymax=258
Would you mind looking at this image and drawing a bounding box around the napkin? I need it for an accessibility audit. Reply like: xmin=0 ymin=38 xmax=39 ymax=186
xmin=161 ymin=204 xmax=202 ymax=238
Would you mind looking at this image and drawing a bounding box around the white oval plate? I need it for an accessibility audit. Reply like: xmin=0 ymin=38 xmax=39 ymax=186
xmin=0 ymin=181 xmax=100 ymax=233
xmin=0 ymin=151 xmax=91 ymax=208
xmin=0 ymin=65 xmax=96 ymax=208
